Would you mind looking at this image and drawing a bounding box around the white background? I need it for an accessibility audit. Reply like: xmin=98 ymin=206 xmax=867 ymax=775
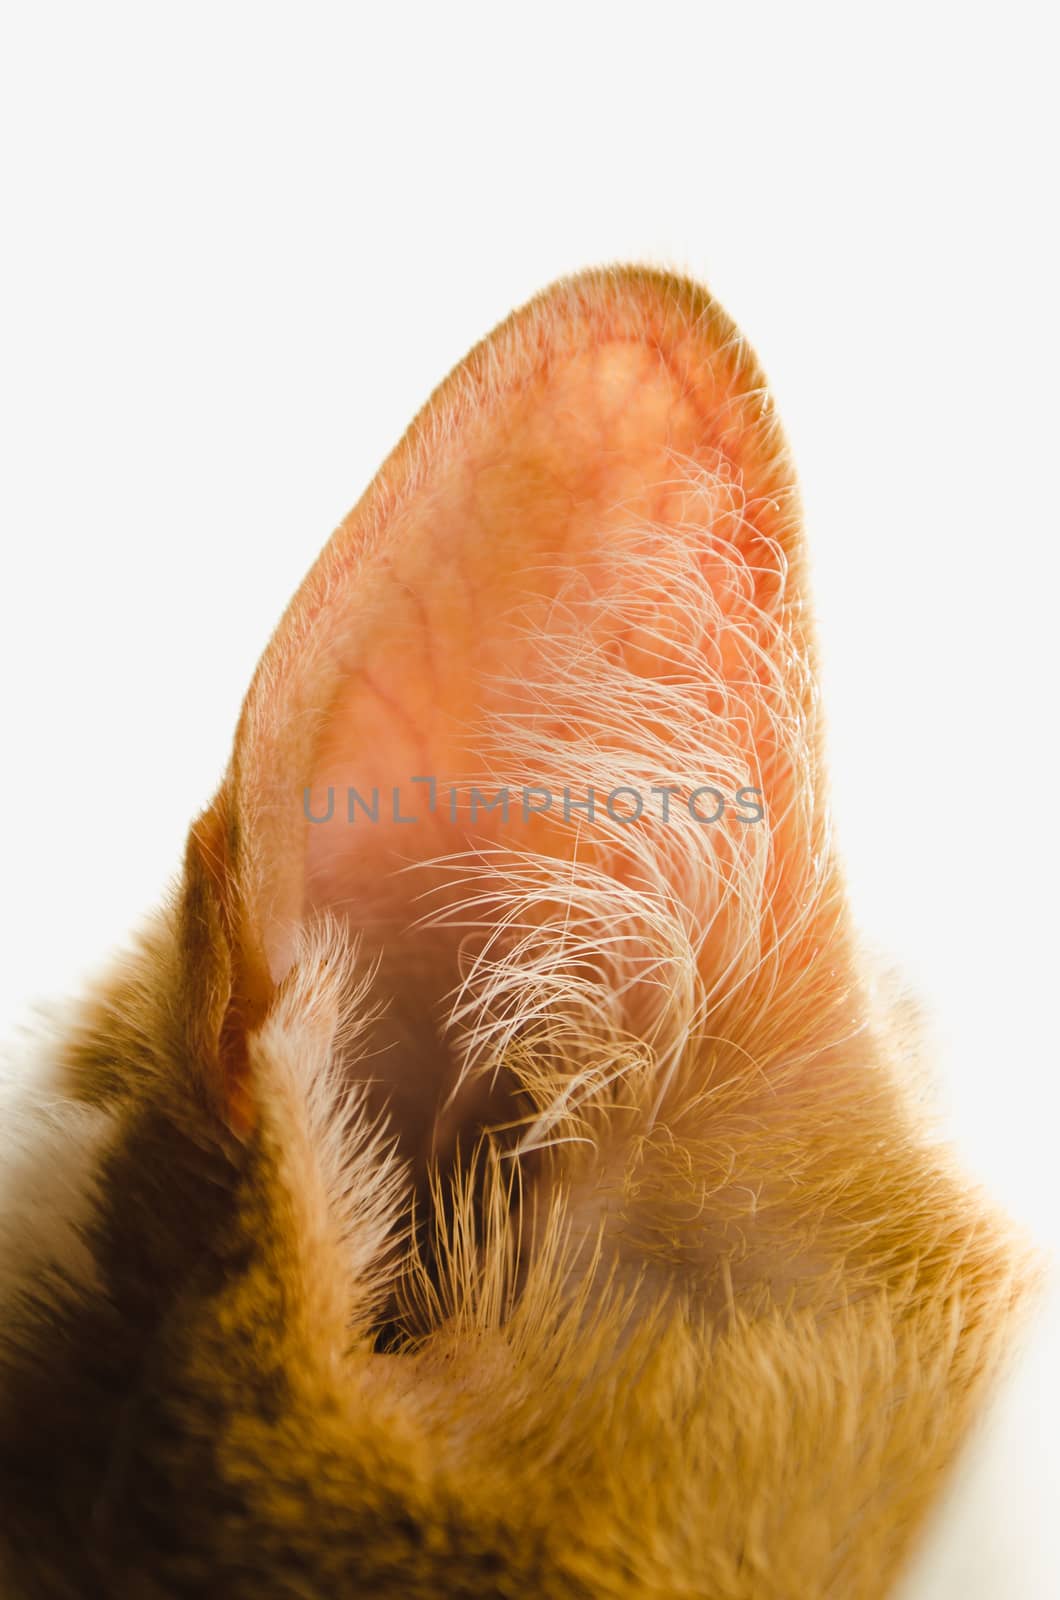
xmin=1 ymin=7 xmax=1057 ymax=1592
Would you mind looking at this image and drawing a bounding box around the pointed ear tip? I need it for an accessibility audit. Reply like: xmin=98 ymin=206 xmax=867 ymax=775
xmin=482 ymin=261 xmax=761 ymax=378
xmin=529 ymin=260 xmax=729 ymax=324
xmin=429 ymin=263 xmax=793 ymax=505
xmin=329 ymin=263 xmax=792 ymax=595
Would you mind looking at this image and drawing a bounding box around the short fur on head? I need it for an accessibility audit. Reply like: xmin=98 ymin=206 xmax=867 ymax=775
xmin=0 ymin=267 xmax=1037 ymax=1597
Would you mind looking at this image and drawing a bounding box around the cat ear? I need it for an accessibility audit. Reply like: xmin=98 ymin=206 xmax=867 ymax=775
xmin=179 ymin=267 xmax=831 ymax=1142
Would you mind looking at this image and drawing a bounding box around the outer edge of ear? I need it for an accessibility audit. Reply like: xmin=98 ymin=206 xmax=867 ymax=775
xmin=179 ymin=794 xmax=274 ymax=1137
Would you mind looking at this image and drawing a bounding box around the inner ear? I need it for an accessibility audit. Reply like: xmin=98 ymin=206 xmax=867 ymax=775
xmin=230 ymin=271 xmax=812 ymax=1181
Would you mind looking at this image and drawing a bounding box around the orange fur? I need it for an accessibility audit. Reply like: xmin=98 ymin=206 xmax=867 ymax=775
xmin=0 ymin=268 xmax=1037 ymax=1597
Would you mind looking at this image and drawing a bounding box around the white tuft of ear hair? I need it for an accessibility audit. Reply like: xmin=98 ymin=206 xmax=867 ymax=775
xmin=403 ymin=457 xmax=825 ymax=1154
xmin=249 ymin=918 xmax=409 ymax=1326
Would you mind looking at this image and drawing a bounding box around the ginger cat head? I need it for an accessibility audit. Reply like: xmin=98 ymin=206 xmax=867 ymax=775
xmin=0 ymin=268 xmax=1035 ymax=1598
